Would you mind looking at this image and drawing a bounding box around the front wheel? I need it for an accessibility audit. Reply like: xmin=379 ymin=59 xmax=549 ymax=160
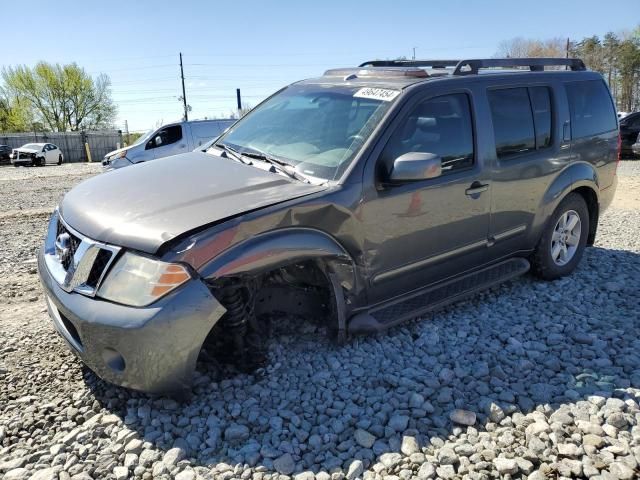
xmin=57 ymin=155 xmax=62 ymax=165
xmin=531 ymin=193 xmax=589 ymax=280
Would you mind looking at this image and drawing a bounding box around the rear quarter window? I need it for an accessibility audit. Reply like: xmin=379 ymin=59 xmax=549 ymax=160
xmin=565 ymin=80 xmax=617 ymax=139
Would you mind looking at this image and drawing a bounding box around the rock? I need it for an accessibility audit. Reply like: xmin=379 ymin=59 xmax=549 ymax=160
xmin=435 ymin=465 xmax=455 ymax=479
xmin=28 ymin=468 xmax=57 ymax=480
xmin=494 ymin=458 xmax=518 ymax=475
xmin=294 ymin=472 xmax=315 ymax=480
xmin=557 ymin=443 xmax=583 ymax=457
xmin=417 ymin=462 xmax=436 ymax=479
xmin=437 ymin=448 xmax=458 ymax=465
xmin=224 ymin=424 xmax=250 ymax=442
xmin=354 ymin=429 xmax=376 ymax=449
xmin=4 ymin=469 xmax=29 ymax=480
xmin=449 ymin=409 xmax=476 ymax=426
xmin=346 ymin=460 xmax=363 ymax=480
xmin=487 ymin=403 xmax=505 ymax=423
xmin=0 ymin=458 xmax=27 ymax=472
xmin=175 ymin=469 xmax=196 ymax=480
xmin=163 ymin=447 xmax=186 ymax=466
xmin=607 ymin=412 xmax=628 ymax=429
xmin=583 ymin=434 xmax=604 ymax=448
xmin=400 ymin=435 xmax=419 ymax=456
xmin=609 ymin=462 xmax=635 ymax=479
xmin=273 ymin=453 xmax=295 ymax=475
xmin=388 ymin=414 xmax=409 ymax=432
xmin=380 ymin=452 xmax=402 ymax=468
xmin=557 ymin=459 xmax=582 ymax=477
xmin=113 ymin=466 xmax=128 ymax=480
xmin=123 ymin=438 xmax=144 ymax=455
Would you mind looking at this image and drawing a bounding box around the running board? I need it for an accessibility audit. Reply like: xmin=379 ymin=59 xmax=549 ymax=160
xmin=349 ymin=258 xmax=530 ymax=333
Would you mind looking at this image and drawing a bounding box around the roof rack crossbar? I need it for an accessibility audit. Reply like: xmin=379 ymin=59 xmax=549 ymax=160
xmin=452 ymin=58 xmax=586 ymax=75
xmin=359 ymin=59 xmax=461 ymax=69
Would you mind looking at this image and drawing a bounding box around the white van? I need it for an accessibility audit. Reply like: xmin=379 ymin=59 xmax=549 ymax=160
xmin=102 ymin=119 xmax=235 ymax=169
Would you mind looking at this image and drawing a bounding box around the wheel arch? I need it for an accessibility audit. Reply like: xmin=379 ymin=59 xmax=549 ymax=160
xmin=541 ymin=162 xmax=600 ymax=246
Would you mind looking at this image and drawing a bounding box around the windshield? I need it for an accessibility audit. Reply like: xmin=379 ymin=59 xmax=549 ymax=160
xmin=130 ymin=129 xmax=155 ymax=147
xmin=22 ymin=143 xmax=42 ymax=150
xmin=218 ymin=84 xmax=398 ymax=181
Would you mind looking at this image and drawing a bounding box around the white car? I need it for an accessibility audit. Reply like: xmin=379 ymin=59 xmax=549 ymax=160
xmin=11 ymin=143 xmax=64 ymax=167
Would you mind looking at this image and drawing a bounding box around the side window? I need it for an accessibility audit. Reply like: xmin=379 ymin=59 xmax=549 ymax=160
xmin=488 ymin=88 xmax=535 ymax=159
xmin=530 ymin=87 xmax=552 ymax=148
xmin=147 ymin=125 xmax=183 ymax=149
xmin=565 ymin=80 xmax=617 ymax=138
xmin=379 ymin=93 xmax=474 ymax=178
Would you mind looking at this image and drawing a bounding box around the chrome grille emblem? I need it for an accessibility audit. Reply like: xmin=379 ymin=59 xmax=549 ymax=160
xmin=44 ymin=210 xmax=120 ymax=296
xmin=55 ymin=233 xmax=72 ymax=266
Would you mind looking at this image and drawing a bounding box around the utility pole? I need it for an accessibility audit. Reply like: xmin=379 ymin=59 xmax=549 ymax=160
xmin=412 ymin=47 xmax=416 ymax=60
xmin=124 ymin=120 xmax=130 ymax=145
xmin=565 ymin=37 xmax=570 ymax=59
xmin=179 ymin=52 xmax=188 ymax=121
xmin=236 ymin=88 xmax=242 ymax=116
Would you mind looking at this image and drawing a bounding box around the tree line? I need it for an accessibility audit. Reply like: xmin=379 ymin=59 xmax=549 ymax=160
xmin=0 ymin=62 xmax=116 ymax=133
xmin=497 ymin=26 xmax=640 ymax=112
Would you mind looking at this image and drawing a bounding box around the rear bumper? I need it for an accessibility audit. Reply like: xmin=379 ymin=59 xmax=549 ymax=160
xmin=600 ymin=174 xmax=618 ymax=213
xmin=38 ymin=248 xmax=225 ymax=394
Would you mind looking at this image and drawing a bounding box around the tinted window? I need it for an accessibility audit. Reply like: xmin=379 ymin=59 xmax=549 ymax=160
xmin=380 ymin=93 xmax=474 ymax=177
xmin=488 ymin=88 xmax=535 ymax=158
xmin=530 ymin=87 xmax=552 ymax=148
xmin=566 ymin=80 xmax=617 ymax=138
xmin=148 ymin=125 xmax=183 ymax=149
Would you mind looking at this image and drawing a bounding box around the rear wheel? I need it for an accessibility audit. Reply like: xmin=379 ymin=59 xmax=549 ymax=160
xmin=531 ymin=193 xmax=589 ymax=280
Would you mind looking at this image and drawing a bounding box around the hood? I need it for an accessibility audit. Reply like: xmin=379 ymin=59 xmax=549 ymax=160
xmin=104 ymin=146 xmax=129 ymax=158
xmin=60 ymin=152 xmax=327 ymax=254
xmin=15 ymin=147 xmax=40 ymax=153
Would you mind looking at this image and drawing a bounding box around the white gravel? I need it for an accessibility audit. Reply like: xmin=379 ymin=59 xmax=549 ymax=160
xmin=0 ymin=162 xmax=639 ymax=480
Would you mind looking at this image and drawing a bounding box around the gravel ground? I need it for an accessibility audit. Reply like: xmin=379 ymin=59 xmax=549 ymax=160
xmin=1 ymin=162 xmax=639 ymax=480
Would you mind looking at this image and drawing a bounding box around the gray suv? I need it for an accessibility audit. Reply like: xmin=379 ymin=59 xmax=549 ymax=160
xmin=38 ymin=58 xmax=619 ymax=394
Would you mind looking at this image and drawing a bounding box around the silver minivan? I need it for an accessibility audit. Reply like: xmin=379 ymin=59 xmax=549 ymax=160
xmin=102 ymin=119 xmax=235 ymax=170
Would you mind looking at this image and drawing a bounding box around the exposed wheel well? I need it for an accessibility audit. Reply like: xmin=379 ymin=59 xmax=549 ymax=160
xmin=571 ymin=186 xmax=599 ymax=245
xmin=199 ymin=260 xmax=339 ymax=370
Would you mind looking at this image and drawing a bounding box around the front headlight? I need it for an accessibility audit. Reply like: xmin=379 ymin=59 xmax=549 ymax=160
xmin=98 ymin=252 xmax=191 ymax=307
xmin=116 ymin=150 xmax=128 ymax=159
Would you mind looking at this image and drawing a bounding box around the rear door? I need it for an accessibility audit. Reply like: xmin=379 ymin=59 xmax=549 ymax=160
xmin=485 ymin=80 xmax=571 ymax=258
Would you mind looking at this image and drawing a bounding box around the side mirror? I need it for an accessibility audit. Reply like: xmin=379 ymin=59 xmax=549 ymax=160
xmin=389 ymin=152 xmax=442 ymax=182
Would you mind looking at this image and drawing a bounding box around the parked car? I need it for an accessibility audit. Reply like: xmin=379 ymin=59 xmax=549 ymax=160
xmin=11 ymin=143 xmax=63 ymax=167
xmin=632 ymin=132 xmax=640 ymax=157
xmin=39 ymin=57 xmax=619 ymax=394
xmin=102 ymin=119 xmax=235 ymax=170
xmin=0 ymin=144 xmax=12 ymax=162
xmin=619 ymin=111 xmax=640 ymax=157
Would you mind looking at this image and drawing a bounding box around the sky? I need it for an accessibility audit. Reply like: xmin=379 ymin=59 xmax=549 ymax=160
xmin=2 ymin=0 xmax=636 ymax=131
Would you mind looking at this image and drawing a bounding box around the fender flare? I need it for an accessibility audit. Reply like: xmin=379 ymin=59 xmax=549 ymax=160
xmin=540 ymin=162 xmax=600 ymax=243
xmin=199 ymin=227 xmax=358 ymax=294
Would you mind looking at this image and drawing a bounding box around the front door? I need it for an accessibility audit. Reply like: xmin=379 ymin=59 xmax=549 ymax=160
xmin=360 ymin=90 xmax=491 ymax=304
xmin=145 ymin=125 xmax=186 ymax=159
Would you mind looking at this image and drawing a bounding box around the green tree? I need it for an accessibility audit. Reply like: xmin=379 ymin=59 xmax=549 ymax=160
xmin=0 ymin=87 xmax=32 ymax=132
xmin=2 ymin=62 xmax=116 ymax=132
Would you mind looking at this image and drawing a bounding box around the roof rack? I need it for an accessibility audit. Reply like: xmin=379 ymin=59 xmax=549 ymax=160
xmin=359 ymin=59 xmax=460 ymax=69
xmin=453 ymin=58 xmax=586 ymax=75
xmin=358 ymin=57 xmax=587 ymax=75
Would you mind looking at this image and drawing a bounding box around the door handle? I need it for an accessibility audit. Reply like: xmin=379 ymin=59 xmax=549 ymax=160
xmin=465 ymin=182 xmax=489 ymax=196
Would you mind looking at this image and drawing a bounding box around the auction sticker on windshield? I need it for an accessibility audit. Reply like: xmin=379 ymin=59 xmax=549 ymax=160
xmin=353 ymin=88 xmax=400 ymax=102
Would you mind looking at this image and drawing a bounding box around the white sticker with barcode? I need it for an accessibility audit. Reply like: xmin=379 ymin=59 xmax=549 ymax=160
xmin=353 ymin=87 xmax=400 ymax=102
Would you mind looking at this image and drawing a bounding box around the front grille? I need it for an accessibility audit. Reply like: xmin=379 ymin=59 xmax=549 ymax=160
xmin=18 ymin=152 xmax=34 ymax=160
xmin=56 ymin=221 xmax=82 ymax=270
xmin=86 ymin=249 xmax=113 ymax=288
xmin=45 ymin=211 xmax=121 ymax=296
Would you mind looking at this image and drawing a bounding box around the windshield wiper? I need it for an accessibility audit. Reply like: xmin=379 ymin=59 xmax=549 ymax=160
xmin=240 ymin=150 xmax=311 ymax=183
xmin=214 ymin=142 xmax=252 ymax=165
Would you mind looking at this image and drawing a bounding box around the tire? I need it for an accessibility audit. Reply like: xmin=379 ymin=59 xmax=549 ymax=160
xmin=57 ymin=155 xmax=62 ymax=165
xmin=531 ymin=192 xmax=589 ymax=280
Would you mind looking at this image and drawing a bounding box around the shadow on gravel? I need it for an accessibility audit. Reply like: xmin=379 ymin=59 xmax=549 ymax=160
xmin=84 ymin=246 xmax=640 ymax=476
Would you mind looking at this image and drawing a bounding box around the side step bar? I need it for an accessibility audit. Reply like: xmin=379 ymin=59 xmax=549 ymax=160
xmin=349 ymin=257 xmax=530 ymax=333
